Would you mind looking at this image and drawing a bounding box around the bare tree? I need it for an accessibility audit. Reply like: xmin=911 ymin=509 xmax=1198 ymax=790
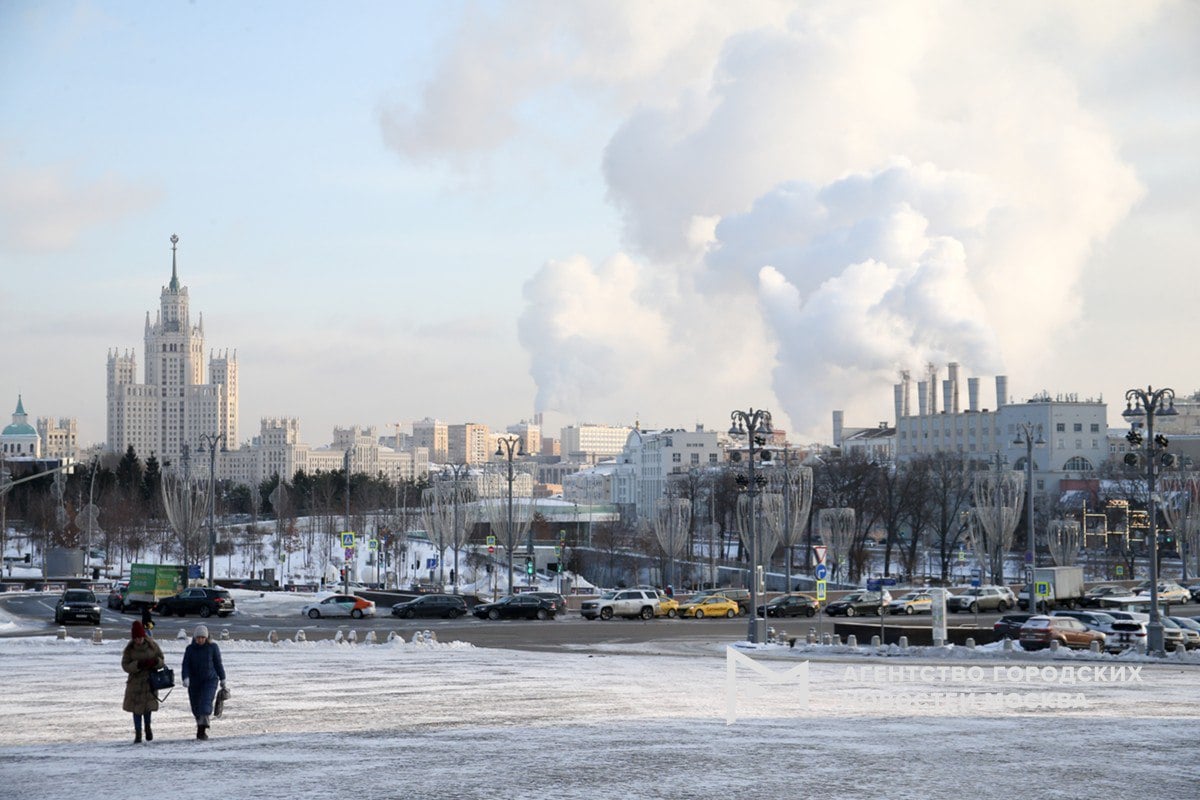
xmin=653 ymin=497 xmax=691 ymax=591
xmin=971 ymin=467 xmax=1024 ymax=585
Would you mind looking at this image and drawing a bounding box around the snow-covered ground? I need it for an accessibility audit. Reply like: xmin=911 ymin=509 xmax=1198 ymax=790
xmin=1 ymin=598 xmax=1198 ymax=800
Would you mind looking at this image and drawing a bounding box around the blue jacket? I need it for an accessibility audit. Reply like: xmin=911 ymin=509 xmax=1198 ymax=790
xmin=181 ymin=640 xmax=226 ymax=685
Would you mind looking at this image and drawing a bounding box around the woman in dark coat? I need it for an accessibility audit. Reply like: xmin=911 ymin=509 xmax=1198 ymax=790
xmin=181 ymin=624 xmax=226 ymax=740
xmin=122 ymin=620 xmax=164 ymax=743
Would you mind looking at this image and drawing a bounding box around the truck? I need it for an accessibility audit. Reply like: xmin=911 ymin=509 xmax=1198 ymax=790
xmin=1017 ymin=566 xmax=1085 ymax=611
xmin=123 ymin=563 xmax=186 ymax=611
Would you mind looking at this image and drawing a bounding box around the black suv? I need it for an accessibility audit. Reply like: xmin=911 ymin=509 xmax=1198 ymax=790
xmin=689 ymin=587 xmax=751 ymax=615
xmin=55 ymin=589 xmax=101 ymax=625
xmin=154 ymin=587 xmax=236 ymax=618
xmin=391 ymin=594 xmax=468 ymax=619
xmin=824 ymin=591 xmax=884 ymax=617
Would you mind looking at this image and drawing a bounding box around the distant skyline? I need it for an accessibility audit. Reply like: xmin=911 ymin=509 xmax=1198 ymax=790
xmin=3 ymin=2 xmax=1198 ymax=449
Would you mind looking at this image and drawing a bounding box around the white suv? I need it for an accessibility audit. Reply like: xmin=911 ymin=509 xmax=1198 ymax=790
xmin=580 ymin=589 xmax=660 ymax=621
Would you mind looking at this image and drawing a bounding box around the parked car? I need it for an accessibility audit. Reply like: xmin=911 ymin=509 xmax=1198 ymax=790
xmin=1105 ymin=620 xmax=1148 ymax=652
xmin=472 ymin=594 xmax=557 ymax=620
xmin=887 ymin=591 xmax=933 ymax=616
xmin=1080 ymin=585 xmax=1135 ymax=608
xmin=580 ymin=589 xmax=660 ymax=621
xmin=993 ymin=613 xmax=1035 ymax=639
xmin=949 ymin=585 xmax=1014 ymax=613
xmin=107 ymin=581 xmax=131 ymax=610
xmin=54 ymin=589 xmax=101 ymax=625
xmin=758 ymin=593 xmax=819 ymax=618
xmin=1106 ymin=613 xmax=1185 ymax=652
xmin=824 ymin=591 xmax=884 ymax=617
xmin=1018 ymin=616 xmax=1106 ymax=651
xmin=1186 ymin=584 xmax=1200 ymax=603
xmin=687 ymin=587 xmax=751 ymax=615
xmin=1167 ymin=616 xmax=1200 ymax=650
xmin=300 ymin=594 xmax=375 ymax=619
xmin=1160 ymin=616 xmax=1190 ymax=650
xmin=1050 ymin=609 xmax=1121 ymax=636
xmin=527 ymin=592 xmax=568 ymax=616
xmin=678 ymin=595 xmax=739 ymax=619
xmin=154 ymin=587 xmax=236 ymax=618
xmin=390 ymin=594 xmax=468 ymax=619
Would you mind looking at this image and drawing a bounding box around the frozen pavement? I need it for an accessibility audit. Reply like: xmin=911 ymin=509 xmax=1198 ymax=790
xmin=0 ymin=633 xmax=1196 ymax=800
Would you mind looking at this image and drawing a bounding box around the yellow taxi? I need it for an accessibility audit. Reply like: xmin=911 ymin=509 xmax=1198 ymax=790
xmin=656 ymin=595 xmax=680 ymax=618
xmin=678 ymin=594 xmax=739 ymax=619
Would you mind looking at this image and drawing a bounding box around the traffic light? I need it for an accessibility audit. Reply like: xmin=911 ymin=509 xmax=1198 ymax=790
xmin=525 ymin=557 xmax=534 ymax=575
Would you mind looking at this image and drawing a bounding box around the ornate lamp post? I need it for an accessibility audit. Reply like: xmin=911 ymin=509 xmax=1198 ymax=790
xmin=1013 ymin=423 xmax=1045 ymax=611
xmin=198 ymin=432 xmax=227 ymax=588
xmin=495 ymin=435 xmax=525 ymax=593
xmin=1123 ymin=385 xmax=1178 ymax=656
xmin=729 ymin=407 xmax=772 ymax=644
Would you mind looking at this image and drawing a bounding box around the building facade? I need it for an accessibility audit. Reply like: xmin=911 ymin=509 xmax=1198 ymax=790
xmin=36 ymin=416 xmax=78 ymax=460
xmin=606 ymin=425 xmax=722 ymax=522
xmin=412 ymin=418 xmax=448 ymax=463
xmin=106 ymin=236 xmax=238 ymax=463
xmin=449 ymin=422 xmax=491 ymax=464
xmin=560 ymin=423 xmax=633 ymax=463
xmin=1 ymin=396 xmax=39 ymax=457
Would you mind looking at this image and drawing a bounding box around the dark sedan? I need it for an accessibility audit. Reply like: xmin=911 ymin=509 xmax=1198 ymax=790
xmin=153 ymin=587 xmax=236 ymax=618
xmin=527 ymin=591 xmax=568 ymax=616
xmin=391 ymin=594 xmax=468 ymax=619
xmin=758 ymin=593 xmax=819 ymax=618
xmin=993 ymin=613 xmax=1035 ymax=639
xmin=55 ymin=589 xmax=101 ymax=625
xmin=824 ymin=591 xmax=884 ymax=617
xmin=472 ymin=594 xmax=557 ymax=621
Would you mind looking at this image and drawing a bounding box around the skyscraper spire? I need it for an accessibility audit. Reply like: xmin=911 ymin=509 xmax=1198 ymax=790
xmin=169 ymin=233 xmax=180 ymax=292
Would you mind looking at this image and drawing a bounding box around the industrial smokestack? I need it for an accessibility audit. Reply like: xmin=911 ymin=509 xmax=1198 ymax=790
xmin=968 ymin=377 xmax=980 ymax=412
xmin=894 ymin=384 xmax=904 ymax=423
xmin=996 ymin=375 xmax=1009 ymax=408
xmin=927 ymin=363 xmax=939 ymax=414
xmin=948 ymin=362 xmax=960 ymax=413
xmin=832 ymin=410 xmax=845 ymax=446
xmin=917 ymin=381 xmax=929 ymax=416
xmin=942 ymin=380 xmax=953 ymax=416
xmin=901 ymin=371 xmax=911 ymax=416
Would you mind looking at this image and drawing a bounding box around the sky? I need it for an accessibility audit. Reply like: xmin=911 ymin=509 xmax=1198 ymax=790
xmin=1 ymin=595 xmax=1198 ymax=799
xmin=2 ymin=1 xmax=1198 ymax=450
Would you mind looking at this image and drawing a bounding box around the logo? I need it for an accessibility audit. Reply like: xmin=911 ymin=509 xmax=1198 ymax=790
xmin=724 ymin=647 xmax=809 ymax=724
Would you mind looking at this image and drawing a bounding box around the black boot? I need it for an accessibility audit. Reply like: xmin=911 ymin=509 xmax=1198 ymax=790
xmin=134 ymin=730 xmax=142 ymax=743
xmin=145 ymin=722 xmax=153 ymax=741
xmin=197 ymin=724 xmax=208 ymax=740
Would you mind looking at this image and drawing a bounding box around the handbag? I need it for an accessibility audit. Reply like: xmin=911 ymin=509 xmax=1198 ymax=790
xmin=148 ymin=666 xmax=175 ymax=692
xmin=213 ymin=686 xmax=230 ymax=718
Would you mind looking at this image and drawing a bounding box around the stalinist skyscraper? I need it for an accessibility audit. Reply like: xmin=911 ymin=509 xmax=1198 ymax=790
xmin=106 ymin=235 xmax=238 ymax=462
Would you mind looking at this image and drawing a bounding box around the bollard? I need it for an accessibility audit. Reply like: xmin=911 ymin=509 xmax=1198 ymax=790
xmin=295 ymin=630 xmax=306 ymax=642
xmin=365 ymin=631 xmax=377 ymax=645
xmin=871 ymin=635 xmax=881 ymax=647
xmin=1089 ymin=640 xmax=1100 ymax=654
xmin=220 ymin=628 xmax=230 ymax=641
xmin=965 ymin=638 xmax=976 ymax=650
xmin=178 ymin=628 xmax=190 ymax=640
xmin=427 ymin=630 xmax=437 ymax=643
xmin=92 ymin=628 xmax=103 ymax=644
xmin=807 ymin=628 xmax=817 ymax=644
xmin=267 ymin=630 xmax=279 ymax=644
xmin=57 ymin=626 xmax=67 ymax=640
xmin=898 ymin=635 xmax=908 ymax=649
xmin=387 ymin=631 xmax=403 ymax=643
xmin=846 ymin=634 xmax=858 ymax=648
xmin=1049 ymin=640 xmax=1060 ymax=652
xmin=1176 ymin=642 xmax=1187 ymax=656
xmin=821 ymin=633 xmax=832 ymax=646
xmin=1135 ymin=641 xmax=1146 ymax=655
xmin=1003 ymin=638 xmax=1013 ymax=652
xmin=334 ymin=629 xmax=344 ymax=643
xmin=347 ymin=629 xmax=358 ymax=644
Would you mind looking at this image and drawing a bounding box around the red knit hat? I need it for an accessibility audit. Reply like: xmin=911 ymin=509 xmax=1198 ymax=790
xmin=131 ymin=621 xmax=146 ymax=639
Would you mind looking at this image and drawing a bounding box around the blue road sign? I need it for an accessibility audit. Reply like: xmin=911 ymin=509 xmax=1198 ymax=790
xmin=815 ymin=564 xmax=828 ymax=581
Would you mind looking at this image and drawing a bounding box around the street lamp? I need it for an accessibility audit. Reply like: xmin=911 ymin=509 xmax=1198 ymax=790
xmin=443 ymin=462 xmax=471 ymax=594
xmin=730 ymin=407 xmax=772 ymax=644
xmin=1013 ymin=422 xmax=1045 ymax=612
xmin=496 ymin=435 xmax=525 ymax=593
xmin=1123 ymin=385 xmax=1178 ymax=656
xmin=343 ymin=445 xmax=355 ymax=595
xmin=198 ymin=432 xmax=227 ymax=589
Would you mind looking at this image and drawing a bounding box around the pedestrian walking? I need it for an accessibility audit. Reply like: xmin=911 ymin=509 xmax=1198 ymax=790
xmin=121 ymin=620 xmax=164 ymax=743
xmin=140 ymin=603 xmax=155 ymax=636
xmin=181 ymin=624 xmax=226 ymax=740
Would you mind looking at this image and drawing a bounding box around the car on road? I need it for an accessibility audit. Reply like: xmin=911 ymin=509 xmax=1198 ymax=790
xmin=1080 ymin=584 xmax=1134 ymax=608
xmin=824 ymin=591 xmax=884 ymax=617
xmin=887 ymin=591 xmax=933 ymax=616
xmin=107 ymin=582 xmax=131 ymax=611
xmin=472 ymin=594 xmax=557 ymax=620
xmin=527 ymin=592 xmax=568 ymax=616
xmin=993 ymin=613 xmax=1035 ymax=639
xmin=390 ymin=594 xmax=468 ymax=619
xmin=687 ymin=587 xmax=751 ymax=615
xmin=948 ymin=586 xmax=1014 ymax=613
xmin=758 ymin=593 xmax=819 ymax=618
xmin=580 ymin=589 xmax=660 ymax=621
xmin=54 ymin=589 xmax=101 ymax=625
xmin=1133 ymin=581 xmax=1191 ymax=605
xmin=1018 ymin=615 xmax=1106 ymax=651
xmin=678 ymin=595 xmax=739 ymax=619
xmin=154 ymin=587 xmax=236 ymax=618
xmin=301 ymin=594 xmax=376 ymax=619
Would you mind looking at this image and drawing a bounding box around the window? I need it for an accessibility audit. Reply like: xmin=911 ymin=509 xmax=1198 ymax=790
xmin=1090 ymin=424 xmax=1100 ymax=433
xmin=1073 ymin=423 xmax=1082 ymax=432
xmin=1056 ymin=423 xmax=1065 ymax=432
xmin=1064 ymin=456 xmax=1094 ymax=471
xmin=672 ymin=453 xmax=681 ymax=463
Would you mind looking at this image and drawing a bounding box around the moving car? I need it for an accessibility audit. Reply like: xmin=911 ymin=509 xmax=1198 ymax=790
xmin=687 ymin=587 xmax=751 ymax=615
xmin=1133 ymin=581 xmax=1191 ymax=605
xmin=1080 ymin=584 xmax=1134 ymax=608
xmin=580 ymin=589 xmax=660 ymax=621
xmin=993 ymin=613 xmax=1035 ymax=639
xmin=390 ymin=594 xmax=468 ymax=619
xmin=301 ymin=594 xmax=376 ymax=619
xmin=949 ymin=586 xmax=1014 ymax=613
xmin=824 ymin=591 xmax=884 ymax=617
xmin=154 ymin=587 xmax=236 ymax=618
xmin=107 ymin=582 xmax=131 ymax=611
xmin=1018 ymin=615 xmax=1106 ymax=651
xmin=678 ymin=595 xmax=739 ymax=619
xmin=55 ymin=589 xmax=101 ymax=625
xmin=758 ymin=593 xmax=819 ymax=618
xmin=472 ymin=594 xmax=557 ymax=620
xmin=887 ymin=591 xmax=933 ymax=615
xmin=527 ymin=591 xmax=569 ymax=616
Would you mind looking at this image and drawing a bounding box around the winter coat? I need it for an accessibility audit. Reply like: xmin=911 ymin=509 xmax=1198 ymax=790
xmin=182 ymin=640 xmax=226 ymax=719
xmin=122 ymin=637 xmax=165 ymax=714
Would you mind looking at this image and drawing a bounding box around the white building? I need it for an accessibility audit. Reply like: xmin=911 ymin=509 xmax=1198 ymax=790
xmin=560 ymin=423 xmax=632 ymax=463
xmin=106 ymin=235 xmax=238 ymax=463
xmin=605 ymin=425 xmax=722 ymax=522
xmin=36 ymin=416 xmax=78 ymax=460
xmin=412 ymin=418 xmax=448 ymax=463
xmin=1 ymin=396 xmax=39 ymax=457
